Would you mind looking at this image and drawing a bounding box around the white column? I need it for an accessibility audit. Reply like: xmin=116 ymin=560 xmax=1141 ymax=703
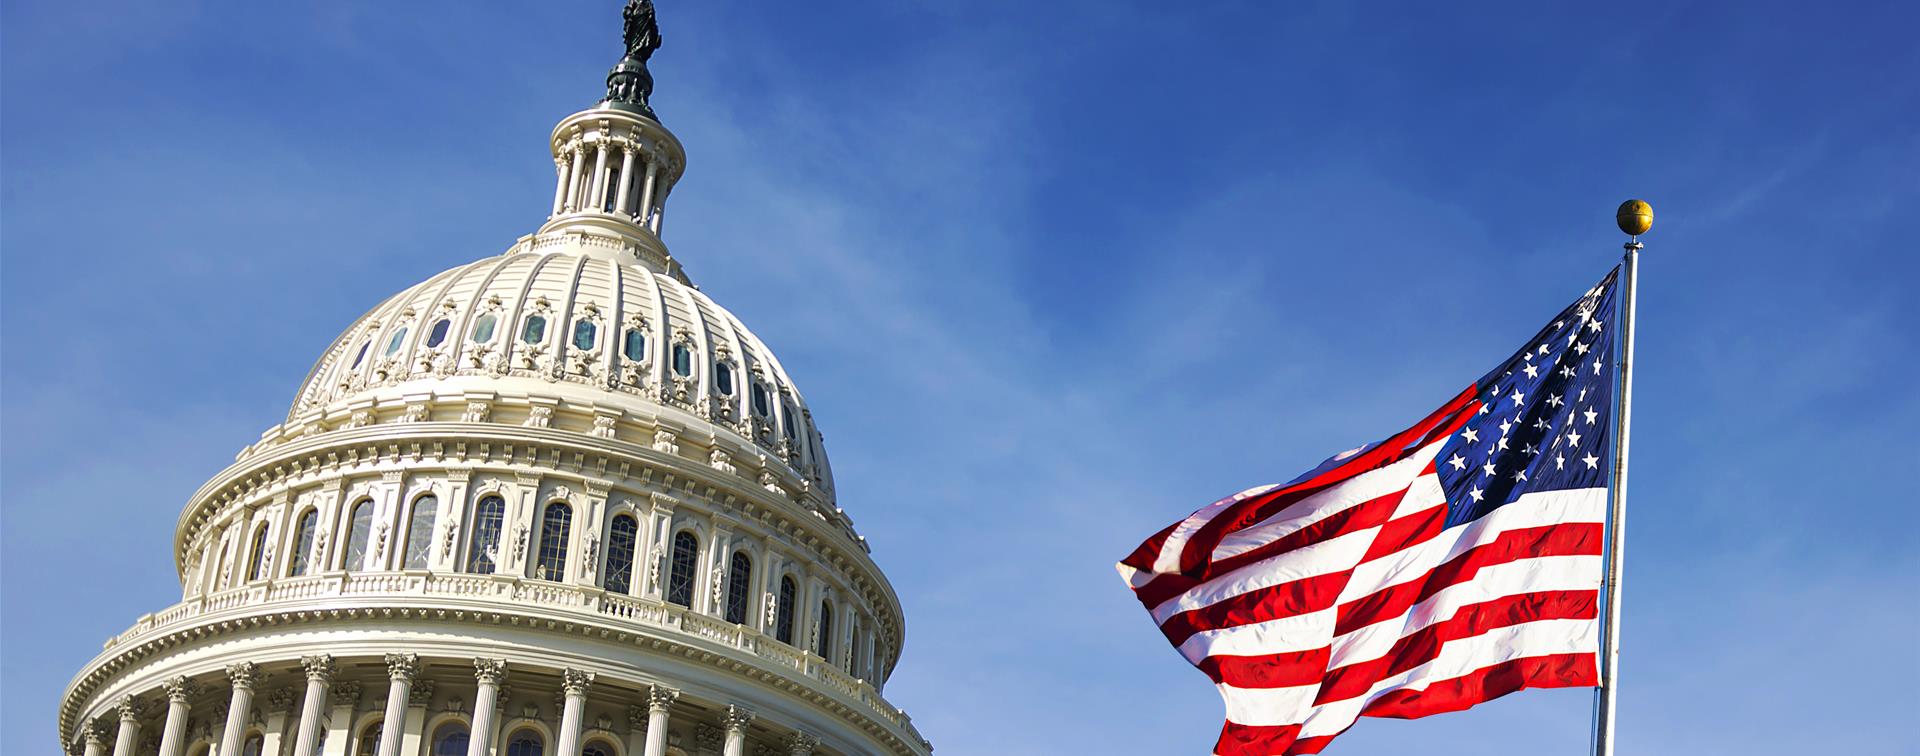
xmin=648 ymin=202 xmax=665 ymax=234
xmin=155 ymin=676 xmax=195 ymax=756
xmin=783 ymin=731 xmax=819 ymax=756
xmin=721 ymin=706 xmax=754 ymax=756
xmin=641 ymin=685 xmax=678 ymax=756
xmin=562 ymin=148 xmax=586 ymax=212
xmin=290 ymin=655 xmax=334 ymax=756
xmin=82 ymin=720 xmax=109 ymax=756
xmin=109 ymin=697 xmax=142 ymax=756
xmin=465 ymin=659 xmax=506 ymax=756
xmin=589 ymin=143 xmax=611 ymax=212
xmin=398 ymin=680 xmax=434 ymax=756
xmin=550 ymin=157 xmax=569 ymax=216
xmin=219 ymin=663 xmax=259 ymax=756
xmin=375 ymin=653 xmax=418 ymax=756
xmin=553 ymin=669 xmax=593 ymax=756
xmin=636 ymin=161 xmax=659 ymax=223
xmin=614 ymin=146 xmax=638 ymax=216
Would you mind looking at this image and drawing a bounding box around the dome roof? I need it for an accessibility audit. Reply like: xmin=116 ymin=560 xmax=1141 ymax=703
xmin=285 ymin=230 xmax=837 ymax=504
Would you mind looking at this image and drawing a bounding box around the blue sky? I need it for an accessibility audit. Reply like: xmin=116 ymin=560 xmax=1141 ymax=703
xmin=4 ymin=1 xmax=1916 ymax=754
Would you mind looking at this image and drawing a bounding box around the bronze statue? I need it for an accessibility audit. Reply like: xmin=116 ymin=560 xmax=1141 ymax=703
xmin=604 ymin=0 xmax=663 ymax=118
xmin=623 ymin=0 xmax=662 ymax=62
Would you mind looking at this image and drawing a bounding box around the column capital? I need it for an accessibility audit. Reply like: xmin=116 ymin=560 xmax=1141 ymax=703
xmin=626 ymin=704 xmax=649 ymax=733
xmin=645 ymin=684 xmax=679 ymax=714
xmin=225 ymin=662 xmax=260 ymax=690
xmin=473 ymin=657 xmax=508 ymax=685
xmin=330 ymin=681 xmax=363 ymax=707
xmin=722 ymin=705 xmax=755 ymax=734
xmin=116 ymin=695 xmax=142 ymax=722
xmin=561 ymin=668 xmax=595 ymax=696
xmin=783 ymin=731 xmax=820 ymax=755
xmin=300 ymin=654 xmax=336 ymax=683
xmin=407 ymin=679 xmax=437 ymax=707
xmin=84 ymin=719 xmax=111 ymax=745
xmin=163 ymin=676 xmax=197 ymax=703
xmin=384 ymin=652 xmax=421 ymax=682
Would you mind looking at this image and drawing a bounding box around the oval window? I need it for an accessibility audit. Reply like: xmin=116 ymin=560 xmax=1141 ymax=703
xmin=384 ymin=326 xmax=409 ymax=356
xmin=350 ymin=340 xmax=370 ymax=369
xmin=751 ymin=384 xmax=770 ymax=417
xmin=622 ymin=329 xmax=646 ymax=361
xmin=521 ymin=314 xmax=547 ymax=345
xmin=671 ymin=343 xmax=692 ymax=377
xmin=471 ymin=313 xmax=498 ymax=343
xmin=425 ymin=318 xmax=451 ymax=347
xmin=572 ymin=319 xmax=597 ymax=350
xmin=714 ymin=363 xmax=734 ymax=395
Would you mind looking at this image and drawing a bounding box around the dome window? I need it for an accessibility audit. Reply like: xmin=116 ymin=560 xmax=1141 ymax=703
xmin=350 ymin=340 xmax=370 ymax=369
xmin=603 ymin=514 xmax=639 ymax=594
xmin=782 ymin=404 xmax=798 ymax=440
xmin=622 ymin=328 xmax=646 ymax=361
xmin=714 ymin=363 xmax=735 ymax=395
xmin=776 ymin=575 xmax=798 ymax=644
xmin=667 ymin=531 xmax=699 ymax=608
xmin=383 ymin=326 xmax=409 ymax=356
xmin=671 ymin=343 xmax=692 ymax=377
xmin=470 ymin=312 xmax=498 ymax=344
xmin=521 ymin=314 xmax=547 ymax=345
xmin=751 ymin=384 xmax=771 ymax=417
xmin=571 ymin=319 xmax=598 ymax=351
xmin=425 ymin=318 xmax=451 ymax=348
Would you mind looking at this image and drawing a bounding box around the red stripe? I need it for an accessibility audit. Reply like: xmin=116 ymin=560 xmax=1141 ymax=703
xmin=1199 ymin=647 xmax=1331 ymax=688
xmin=1119 ymin=519 xmax=1184 ymax=573
xmin=1213 ymin=722 xmax=1305 ymax=756
xmin=1359 ymin=502 xmax=1445 ymax=563
xmin=1172 ymin=386 xmax=1477 ymax=579
xmin=1160 ymin=571 xmax=1349 ymax=649
xmin=1358 ymin=652 xmax=1598 ymax=719
xmin=1334 ymin=522 xmax=1603 ymax=637
xmin=1314 ymin=590 xmax=1597 ymax=703
xmin=1137 ymin=487 xmax=1406 ymax=610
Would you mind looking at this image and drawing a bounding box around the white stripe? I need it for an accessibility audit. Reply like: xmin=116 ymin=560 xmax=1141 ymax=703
xmin=1339 ymin=488 xmax=1605 ymax=604
xmin=1150 ymin=525 xmax=1379 ymax=625
xmin=1218 ymin=618 xmax=1596 ymax=729
xmin=1329 ymin=554 xmax=1601 ymax=669
xmin=1152 ymin=483 xmax=1278 ymax=575
xmin=1211 ymin=444 xmax=1442 ymax=563
xmin=1177 ymin=606 xmax=1335 ymax=663
xmin=1298 ymin=618 xmax=1598 ymax=736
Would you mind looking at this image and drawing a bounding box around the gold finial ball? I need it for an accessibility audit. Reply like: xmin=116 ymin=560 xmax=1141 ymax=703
xmin=1616 ymin=199 xmax=1653 ymax=236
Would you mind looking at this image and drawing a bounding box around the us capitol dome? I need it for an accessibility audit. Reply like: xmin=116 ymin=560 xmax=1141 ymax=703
xmin=55 ymin=5 xmax=932 ymax=756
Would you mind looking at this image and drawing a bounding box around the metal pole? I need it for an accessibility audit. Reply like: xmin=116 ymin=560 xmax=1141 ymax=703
xmin=1592 ymin=237 xmax=1640 ymax=756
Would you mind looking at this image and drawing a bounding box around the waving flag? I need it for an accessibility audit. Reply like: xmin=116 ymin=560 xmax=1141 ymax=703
xmin=1118 ymin=268 xmax=1621 ymax=755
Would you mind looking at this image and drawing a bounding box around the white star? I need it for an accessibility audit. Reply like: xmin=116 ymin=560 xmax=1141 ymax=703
xmin=1592 ymin=358 xmax=1604 ymax=375
xmin=1538 ymin=344 xmax=1551 ymax=356
xmin=1534 ymin=417 xmax=1551 ymax=431
xmin=1469 ymin=486 xmax=1485 ymax=502
xmin=1462 ymin=427 xmax=1480 ymax=444
xmin=1584 ymin=407 xmax=1599 ymax=425
xmin=1509 ymin=389 xmax=1525 ymax=406
xmin=1513 ymin=468 xmax=1528 ymax=482
xmin=1566 ymin=428 xmax=1583 ymax=446
xmin=1448 ymin=454 xmax=1467 ymax=471
xmin=1477 ymin=404 xmax=1490 ymax=415
xmin=1582 ymin=453 xmax=1601 ymax=469
xmin=1483 ymin=461 xmax=1498 ymax=477
xmin=1578 ymin=388 xmax=1589 ymax=402
xmin=1548 ymin=393 xmax=1564 ymax=408
xmin=1561 ymin=366 xmax=1577 ymax=378
xmin=1589 ymin=318 xmax=1604 ymax=332
xmin=1555 ymin=454 xmax=1566 ymax=469
xmin=1499 ymin=418 xmax=1513 ymax=434
xmin=1523 ymin=363 xmax=1540 ymax=379
xmin=1573 ymin=341 xmax=1590 ymax=355
xmin=1522 ymin=442 xmax=1538 ymax=455
xmin=1554 ymin=320 xmax=1565 ymax=330
xmin=1497 ymin=435 xmax=1510 ymax=450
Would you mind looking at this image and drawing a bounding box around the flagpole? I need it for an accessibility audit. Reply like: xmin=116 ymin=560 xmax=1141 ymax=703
xmin=1593 ymin=199 xmax=1649 ymax=756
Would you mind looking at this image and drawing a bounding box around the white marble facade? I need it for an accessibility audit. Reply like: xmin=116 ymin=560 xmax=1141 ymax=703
xmin=55 ymin=8 xmax=928 ymax=756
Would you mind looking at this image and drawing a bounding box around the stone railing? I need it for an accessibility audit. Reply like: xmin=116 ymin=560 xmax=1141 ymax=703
xmin=102 ymin=571 xmax=923 ymax=744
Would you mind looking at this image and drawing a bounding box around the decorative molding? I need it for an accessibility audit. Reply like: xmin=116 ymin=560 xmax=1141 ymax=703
xmin=645 ymin=684 xmax=679 ymax=713
xmin=330 ymin=681 xmax=362 ymax=707
xmin=163 ymin=676 xmax=196 ymax=703
xmin=473 ymin=658 xmax=508 ymax=685
xmin=408 ymin=679 xmax=437 ymax=707
xmin=301 ymin=654 xmax=335 ymax=684
xmin=561 ymin=668 xmax=595 ymax=696
xmin=385 ymin=652 xmax=420 ymax=681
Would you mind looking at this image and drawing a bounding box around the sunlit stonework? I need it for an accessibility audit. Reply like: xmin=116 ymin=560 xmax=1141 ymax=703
xmin=56 ymin=5 xmax=931 ymax=756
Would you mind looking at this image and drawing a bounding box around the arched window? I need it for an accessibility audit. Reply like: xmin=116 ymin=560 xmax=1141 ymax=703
xmin=775 ymin=576 xmax=797 ymax=644
xmin=816 ymin=600 xmax=835 ymax=661
xmin=666 ymin=531 xmax=698 ymax=608
xmin=521 ymin=314 xmax=548 ymax=345
xmin=604 ymin=515 xmax=639 ymax=594
xmin=504 ymin=729 xmax=545 ymax=756
xmin=714 ymin=362 xmax=734 ymax=395
xmin=535 ymin=502 xmax=571 ymax=581
xmin=404 ymin=495 xmax=438 ymax=569
xmin=725 ymin=551 xmax=752 ymax=625
xmin=349 ymin=341 xmax=370 ymax=370
xmin=582 ymin=743 xmax=616 ymax=756
xmin=622 ymin=329 xmax=646 ymax=361
xmin=241 ymin=734 xmax=265 ymax=756
xmin=571 ymin=319 xmax=598 ymax=351
xmin=425 ymin=318 xmax=451 ymax=348
xmin=602 ymin=166 xmax=622 ymax=212
xmin=671 ymin=343 xmax=692 ymax=377
xmin=384 ymin=326 xmax=409 ymax=356
xmin=466 ymin=496 xmax=506 ymax=574
xmin=354 ymin=720 xmax=383 ymax=756
xmin=341 ymin=499 xmax=375 ymax=572
xmin=471 ymin=312 xmax=498 ymax=344
xmin=288 ymin=509 xmax=319 ymax=577
xmin=430 ymin=723 xmax=469 ymax=756
xmin=247 ymin=524 xmax=271 ymax=581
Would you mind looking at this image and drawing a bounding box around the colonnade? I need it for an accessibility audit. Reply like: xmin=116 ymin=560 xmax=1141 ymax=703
xmin=72 ymin=655 xmax=824 ymax=756
xmin=551 ymin=136 xmax=671 ymax=235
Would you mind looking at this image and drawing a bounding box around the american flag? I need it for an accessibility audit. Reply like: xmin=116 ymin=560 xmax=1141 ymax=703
xmin=1118 ymin=268 xmax=1621 ymax=755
